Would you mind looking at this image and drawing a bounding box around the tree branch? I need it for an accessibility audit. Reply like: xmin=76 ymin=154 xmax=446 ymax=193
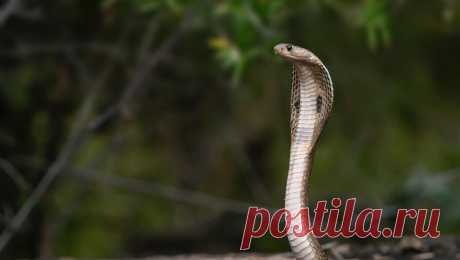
xmin=0 ymin=158 xmax=29 ymax=192
xmin=0 ymin=43 xmax=126 ymax=62
xmin=0 ymin=26 xmax=119 ymax=255
xmin=88 ymin=11 xmax=192 ymax=130
xmin=0 ymin=10 xmax=193 ymax=253
xmin=0 ymin=0 xmax=40 ymax=26
xmin=0 ymin=0 xmax=20 ymax=26
xmin=70 ymin=168 xmax=253 ymax=214
xmin=0 ymin=56 xmax=102 ymax=253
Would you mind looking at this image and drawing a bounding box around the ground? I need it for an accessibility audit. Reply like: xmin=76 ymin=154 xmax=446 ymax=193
xmin=119 ymin=236 xmax=459 ymax=260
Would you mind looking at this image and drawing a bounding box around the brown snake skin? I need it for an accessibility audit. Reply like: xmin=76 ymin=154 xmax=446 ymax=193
xmin=274 ymin=43 xmax=334 ymax=260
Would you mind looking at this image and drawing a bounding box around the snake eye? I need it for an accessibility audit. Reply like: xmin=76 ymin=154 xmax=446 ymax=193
xmin=286 ymin=44 xmax=292 ymax=51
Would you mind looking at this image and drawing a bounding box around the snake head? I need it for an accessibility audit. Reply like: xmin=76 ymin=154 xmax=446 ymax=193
xmin=274 ymin=43 xmax=321 ymax=65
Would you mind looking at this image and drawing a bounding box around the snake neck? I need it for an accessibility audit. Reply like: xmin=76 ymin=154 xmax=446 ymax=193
xmin=285 ymin=63 xmax=332 ymax=260
xmin=286 ymin=63 xmax=322 ymax=208
xmin=286 ymin=145 xmax=324 ymax=260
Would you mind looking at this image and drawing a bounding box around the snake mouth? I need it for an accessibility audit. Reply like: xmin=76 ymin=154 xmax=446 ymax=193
xmin=273 ymin=43 xmax=288 ymax=56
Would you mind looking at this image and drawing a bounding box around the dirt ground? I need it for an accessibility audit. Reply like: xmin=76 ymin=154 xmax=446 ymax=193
xmin=129 ymin=236 xmax=460 ymax=260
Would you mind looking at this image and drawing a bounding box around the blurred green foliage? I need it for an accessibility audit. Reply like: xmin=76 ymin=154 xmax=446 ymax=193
xmin=1 ymin=0 xmax=460 ymax=258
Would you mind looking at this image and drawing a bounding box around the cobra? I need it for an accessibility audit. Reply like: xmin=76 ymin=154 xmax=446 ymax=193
xmin=274 ymin=43 xmax=334 ymax=260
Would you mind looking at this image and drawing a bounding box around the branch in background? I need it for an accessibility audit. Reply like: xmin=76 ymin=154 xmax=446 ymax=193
xmin=0 ymin=158 xmax=29 ymax=192
xmin=70 ymin=169 xmax=253 ymax=214
xmin=0 ymin=43 xmax=127 ymax=62
xmin=88 ymin=11 xmax=192 ymax=130
xmin=45 ymin=131 xmax=124 ymax=251
xmin=0 ymin=0 xmax=41 ymax=26
xmin=0 ymin=53 xmax=103 ymax=252
xmin=0 ymin=0 xmax=20 ymax=26
xmin=35 ymin=15 xmax=178 ymax=252
xmin=0 ymin=10 xmax=193 ymax=253
xmin=0 ymin=22 xmax=119 ymax=255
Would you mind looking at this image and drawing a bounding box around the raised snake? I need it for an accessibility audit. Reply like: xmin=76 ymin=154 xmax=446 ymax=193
xmin=274 ymin=43 xmax=334 ymax=260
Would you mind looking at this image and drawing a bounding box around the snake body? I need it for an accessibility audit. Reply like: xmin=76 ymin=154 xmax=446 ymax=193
xmin=274 ymin=43 xmax=334 ymax=260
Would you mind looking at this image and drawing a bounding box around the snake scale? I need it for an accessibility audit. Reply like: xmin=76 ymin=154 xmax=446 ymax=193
xmin=274 ymin=43 xmax=334 ymax=260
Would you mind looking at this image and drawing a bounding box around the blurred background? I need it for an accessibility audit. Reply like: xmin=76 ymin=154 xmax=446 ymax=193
xmin=0 ymin=0 xmax=459 ymax=258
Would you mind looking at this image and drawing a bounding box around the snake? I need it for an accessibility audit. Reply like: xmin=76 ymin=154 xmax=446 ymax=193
xmin=274 ymin=43 xmax=334 ymax=260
